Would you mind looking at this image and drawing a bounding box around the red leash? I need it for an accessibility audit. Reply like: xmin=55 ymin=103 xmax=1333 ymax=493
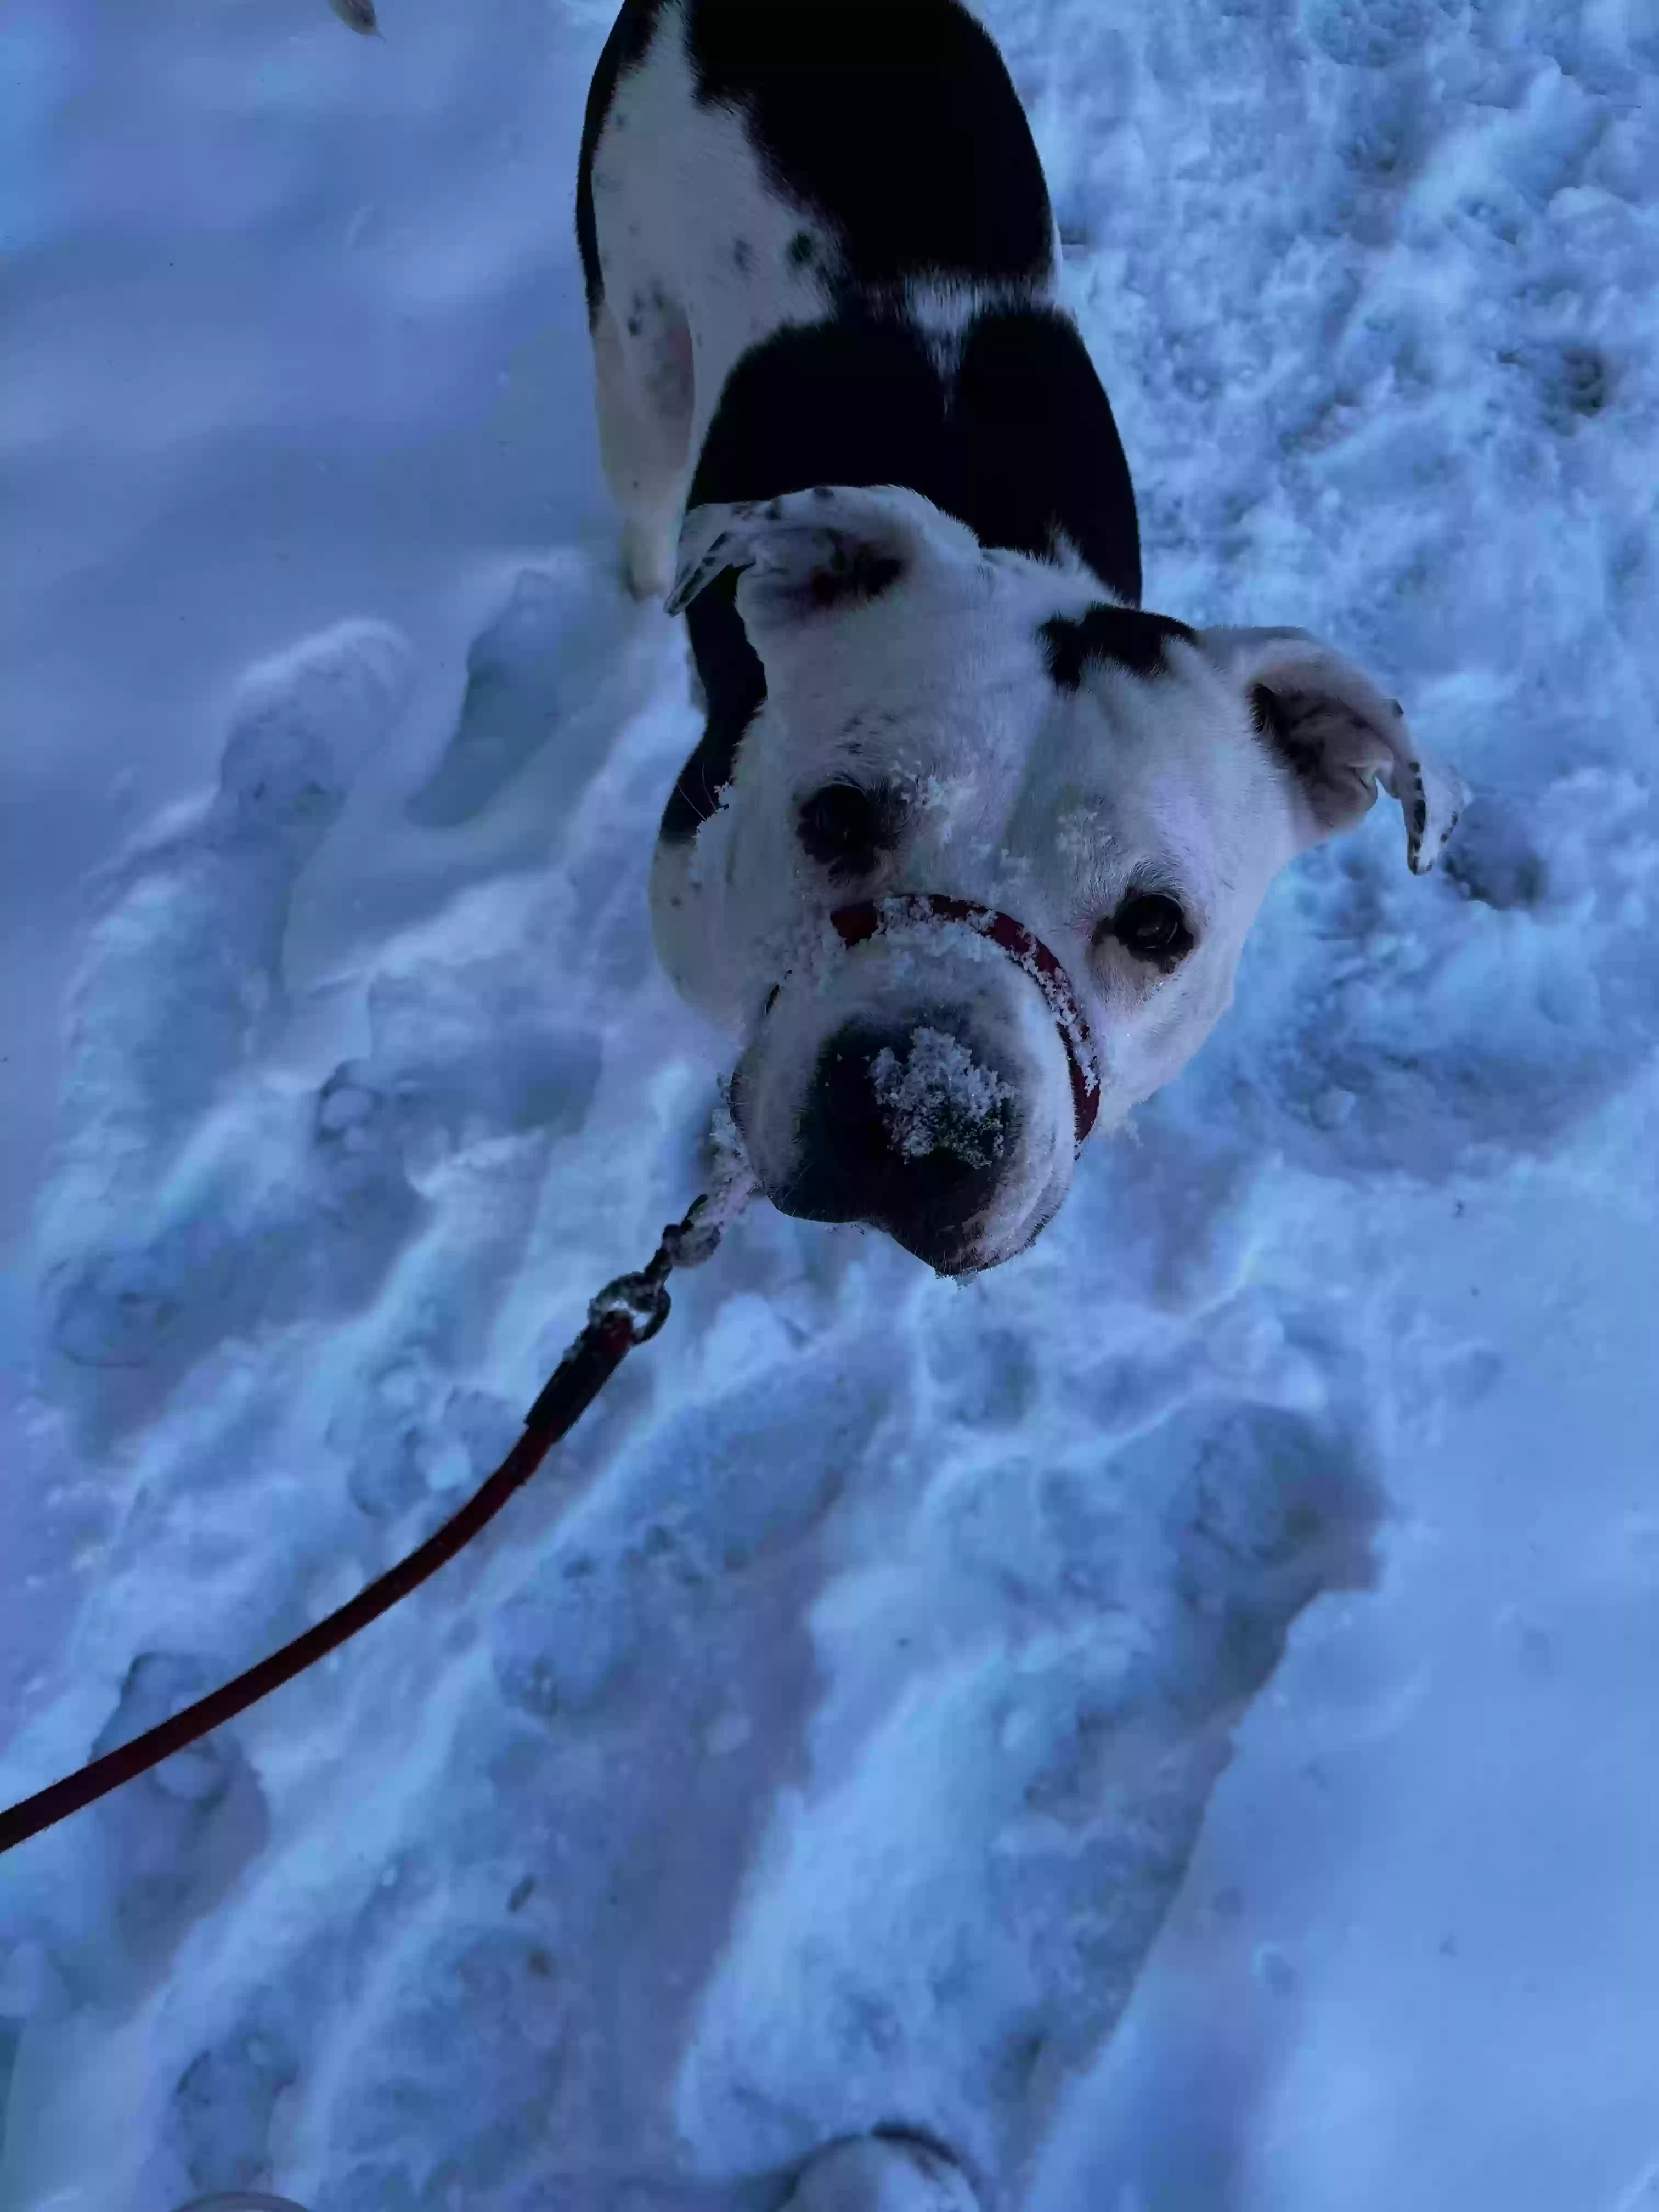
xmin=0 ymin=1194 xmax=730 ymax=1859
xmin=2 ymin=896 xmax=1090 ymax=1858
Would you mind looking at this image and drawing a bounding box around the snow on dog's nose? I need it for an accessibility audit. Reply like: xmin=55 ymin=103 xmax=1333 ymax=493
xmin=776 ymin=1012 xmax=1022 ymax=1272
xmin=730 ymin=917 xmax=1081 ymax=1275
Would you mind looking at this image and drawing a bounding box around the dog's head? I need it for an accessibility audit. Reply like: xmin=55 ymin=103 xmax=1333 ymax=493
xmin=656 ymin=486 xmax=1466 ymax=1274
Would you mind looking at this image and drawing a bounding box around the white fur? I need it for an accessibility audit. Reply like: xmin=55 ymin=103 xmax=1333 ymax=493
xmin=586 ymin=10 xmax=848 ymax=594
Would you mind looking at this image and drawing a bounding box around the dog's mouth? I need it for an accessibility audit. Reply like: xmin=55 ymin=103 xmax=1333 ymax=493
xmin=731 ymin=895 xmax=1097 ymax=1273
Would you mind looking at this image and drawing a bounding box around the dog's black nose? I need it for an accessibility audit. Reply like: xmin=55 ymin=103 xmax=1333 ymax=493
xmin=777 ymin=1015 xmax=1021 ymax=1271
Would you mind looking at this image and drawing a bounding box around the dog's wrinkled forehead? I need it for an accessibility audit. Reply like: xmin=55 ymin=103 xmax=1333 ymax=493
xmin=788 ymin=574 xmax=1210 ymax=873
xmin=673 ymin=484 xmax=1211 ymax=714
xmin=672 ymin=483 xmax=1098 ymax=780
xmin=672 ymin=484 xmax=1184 ymax=736
xmin=670 ymin=484 xmax=1468 ymax=882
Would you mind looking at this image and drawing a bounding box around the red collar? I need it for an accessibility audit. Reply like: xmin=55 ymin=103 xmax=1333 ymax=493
xmin=829 ymin=895 xmax=1101 ymax=1153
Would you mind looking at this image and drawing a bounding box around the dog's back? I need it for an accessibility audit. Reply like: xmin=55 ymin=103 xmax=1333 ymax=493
xmin=575 ymin=0 xmax=1140 ymax=609
xmin=577 ymin=0 xmax=1059 ymax=341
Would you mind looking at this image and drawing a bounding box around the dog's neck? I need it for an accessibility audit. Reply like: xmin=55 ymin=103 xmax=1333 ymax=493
xmin=688 ymin=300 xmax=1143 ymax=608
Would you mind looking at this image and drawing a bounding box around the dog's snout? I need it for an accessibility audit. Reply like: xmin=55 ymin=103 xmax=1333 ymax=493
xmin=776 ymin=1013 xmax=1022 ymax=1271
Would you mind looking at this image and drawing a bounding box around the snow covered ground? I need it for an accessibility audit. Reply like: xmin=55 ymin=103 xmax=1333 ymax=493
xmin=3 ymin=0 xmax=1657 ymax=2205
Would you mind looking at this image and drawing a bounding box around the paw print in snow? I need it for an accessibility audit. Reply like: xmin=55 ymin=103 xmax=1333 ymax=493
xmin=38 ymin=616 xmax=600 ymax=1433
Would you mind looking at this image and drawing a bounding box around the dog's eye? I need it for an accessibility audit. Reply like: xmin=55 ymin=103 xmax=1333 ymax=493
xmin=1105 ymin=892 xmax=1193 ymax=966
xmin=797 ymin=782 xmax=895 ymax=878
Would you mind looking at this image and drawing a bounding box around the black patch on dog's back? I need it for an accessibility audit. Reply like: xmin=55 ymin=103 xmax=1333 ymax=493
xmin=693 ymin=318 xmax=944 ymax=507
xmin=1040 ymin=606 xmax=1199 ymax=691
xmin=955 ymin=312 xmax=1141 ymax=608
xmin=684 ymin=0 xmax=1053 ymax=289
xmin=690 ymin=311 xmax=1139 ymax=600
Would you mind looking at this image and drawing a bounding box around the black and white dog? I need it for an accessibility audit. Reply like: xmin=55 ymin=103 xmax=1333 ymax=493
xmin=576 ymin=0 xmax=1466 ymax=1281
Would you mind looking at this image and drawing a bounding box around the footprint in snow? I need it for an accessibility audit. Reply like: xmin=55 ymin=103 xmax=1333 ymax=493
xmin=673 ymin=1384 xmax=1381 ymax=2187
xmin=50 ymin=620 xmax=413 ymax=1180
xmin=78 ymin=1652 xmax=271 ymax=2004
xmin=42 ymin=620 xmax=413 ymax=1369
xmin=38 ymin=617 xmax=601 ymax=1431
xmin=404 ymin=551 xmax=652 ymax=828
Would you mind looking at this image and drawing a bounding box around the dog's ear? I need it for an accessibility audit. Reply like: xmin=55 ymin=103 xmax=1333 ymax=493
xmin=666 ymin=485 xmax=978 ymax=623
xmin=1200 ymin=627 xmax=1468 ymax=874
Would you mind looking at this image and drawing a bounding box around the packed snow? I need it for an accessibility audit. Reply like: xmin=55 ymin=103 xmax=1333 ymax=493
xmin=3 ymin=1 xmax=1657 ymax=2209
